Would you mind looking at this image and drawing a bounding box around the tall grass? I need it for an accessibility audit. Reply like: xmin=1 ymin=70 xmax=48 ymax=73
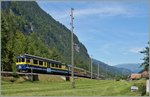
xmin=1 ymin=77 xmax=145 ymax=96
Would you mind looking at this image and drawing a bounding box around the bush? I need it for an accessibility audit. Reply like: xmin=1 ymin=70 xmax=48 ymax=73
xmin=12 ymin=72 xmax=19 ymax=78
xmin=116 ymin=78 xmax=120 ymax=81
xmin=133 ymin=81 xmax=146 ymax=96
xmin=10 ymin=77 xmax=18 ymax=82
xmin=140 ymin=84 xmax=146 ymax=96
xmin=115 ymin=78 xmax=120 ymax=81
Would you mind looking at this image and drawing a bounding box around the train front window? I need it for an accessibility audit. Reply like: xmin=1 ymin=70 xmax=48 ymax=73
xmin=22 ymin=58 xmax=25 ymax=62
xmin=19 ymin=58 xmax=21 ymax=62
xmin=16 ymin=59 xmax=19 ymax=62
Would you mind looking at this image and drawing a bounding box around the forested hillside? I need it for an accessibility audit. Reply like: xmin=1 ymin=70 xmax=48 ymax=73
xmin=1 ymin=1 xmax=90 ymax=71
xmin=92 ymin=59 xmax=132 ymax=79
xmin=115 ymin=63 xmax=142 ymax=73
xmin=1 ymin=1 xmax=131 ymax=79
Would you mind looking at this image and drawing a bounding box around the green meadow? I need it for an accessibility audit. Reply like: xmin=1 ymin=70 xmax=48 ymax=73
xmin=1 ymin=76 xmax=146 ymax=96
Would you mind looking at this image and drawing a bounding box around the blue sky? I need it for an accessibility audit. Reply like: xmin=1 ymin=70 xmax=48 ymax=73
xmin=37 ymin=0 xmax=149 ymax=66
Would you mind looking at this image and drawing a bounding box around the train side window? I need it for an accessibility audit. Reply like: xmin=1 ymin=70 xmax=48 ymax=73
xmin=51 ymin=63 xmax=54 ymax=67
xmin=59 ymin=65 xmax=61 ymax=68
xmin=26 ymin=58 xmax=30 ymax=63
xmin=47 ymin=63 xmax=50 ymax=68
xmin=39 ymin=61 xmax=43 ymax=65
xmin=56 ymin=64 xmax=58 ymax=68
xmin=44 ymin=62 xmax=47 ymax=66
xmin=50 ymin=63 xmax=52 ymax=67
xmin=22 ymin=58 xmax=25 ymax=62
xmin=33 ymin=59 xmax=38 ymax=64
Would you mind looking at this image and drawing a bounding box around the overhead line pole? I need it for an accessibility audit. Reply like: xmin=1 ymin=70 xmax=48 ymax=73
xmin=91 ymin=55 xmax=93 ymax=79
xmin=70 ymin=8 xmax=75 ymax=88
xmin=89 ymin=59 xmax=90 ymax=72
xmin=98 ymin=63 xmax=99 ymax=79
xmin=105 ymin=67 xmax=107 ymax=79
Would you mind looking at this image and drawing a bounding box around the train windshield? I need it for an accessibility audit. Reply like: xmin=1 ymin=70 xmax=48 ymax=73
xmin=16 ymin=58 xmax=25 ymax=63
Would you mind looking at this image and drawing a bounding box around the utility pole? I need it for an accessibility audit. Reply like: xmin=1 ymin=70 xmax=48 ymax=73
xmin=105 ymin=66 xmax=107 ymax=80
xmin=115 ymin=71 xmax=116 ymax=80
xmin=89 ymin=59 xmax=91 ymax=73
xmin=70 ymin=8 xmax=75 ymax=88
xmin=91 ymin=55 xmax=93 ymax=79
xmin=97 ymin=63 xmax=99 ymax=79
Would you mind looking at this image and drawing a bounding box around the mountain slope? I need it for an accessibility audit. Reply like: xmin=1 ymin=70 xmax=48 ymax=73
xmin=92 ymin=59 xmax=132 ymax=78
xmin=1 ymin=1 xmax=90 ymax=71
xmin=1 ymin=1 xmax=133 ymax=79
xmin=115 ymin=63 xmax=142 ymax=73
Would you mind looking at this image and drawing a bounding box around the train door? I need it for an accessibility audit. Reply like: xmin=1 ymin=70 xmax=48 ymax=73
xmin=47 ymin=62 xmax=51 ymax=73
xmin=47 ymin=62 xmax=50 ymax=68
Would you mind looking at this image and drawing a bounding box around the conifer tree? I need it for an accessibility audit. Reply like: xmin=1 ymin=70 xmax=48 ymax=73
xmin=140 ymin=42 xmax=149 ymax=71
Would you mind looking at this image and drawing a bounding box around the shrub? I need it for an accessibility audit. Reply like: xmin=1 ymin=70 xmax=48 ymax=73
xmin=12 ymin=72 xmax=19 ymax=78
xmin=115 ymin=77 xmax=120 ymax=81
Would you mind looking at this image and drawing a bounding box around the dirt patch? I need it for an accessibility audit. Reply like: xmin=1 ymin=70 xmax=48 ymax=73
xmin=2 ymin=76 xmax=29 ymax=83
xmin=38 ymin=74 xmax=65 ymax=82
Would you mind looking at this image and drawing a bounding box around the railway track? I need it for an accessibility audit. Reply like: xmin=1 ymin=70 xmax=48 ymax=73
xmin=1 ymin=71 xmax=100 ymax=79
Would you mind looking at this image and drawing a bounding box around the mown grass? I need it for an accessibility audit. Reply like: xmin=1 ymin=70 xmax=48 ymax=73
xmin=1 ymin=77 xmax=146 ymax=96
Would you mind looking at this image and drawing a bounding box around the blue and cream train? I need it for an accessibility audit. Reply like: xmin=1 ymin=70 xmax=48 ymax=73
xmin=16 ymin=54 xmax=91 ymax=77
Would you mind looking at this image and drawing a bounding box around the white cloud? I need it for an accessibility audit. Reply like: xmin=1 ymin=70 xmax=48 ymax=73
xmin=129 ymin=47 xmax=144 ymax=53
xmin=95 ymin=43 xmax=115 ymax=56
xmin=74 ymin=6 xmax=133 ymax=17
xmin=52 ymin=6 xmax=137 ymax=20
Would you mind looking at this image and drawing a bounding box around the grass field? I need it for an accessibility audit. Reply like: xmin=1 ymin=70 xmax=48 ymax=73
xmin=1 ymin=76 xmax=146 ymax=96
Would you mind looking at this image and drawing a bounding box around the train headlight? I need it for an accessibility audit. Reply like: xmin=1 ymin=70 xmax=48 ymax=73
xmin=18 ymin=66 xmax=21 ymax=69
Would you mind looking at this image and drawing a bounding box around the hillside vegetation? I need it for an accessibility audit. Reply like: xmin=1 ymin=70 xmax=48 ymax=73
xmin=92 ymin=59 xmax=132 ymax=78
xmin=1 ymin=1 xmax=90 ymax=72
xmin=115 ymin=63 xmax=142 ymax=73
xmin=1 ymin=1 xmax=131 ymax=78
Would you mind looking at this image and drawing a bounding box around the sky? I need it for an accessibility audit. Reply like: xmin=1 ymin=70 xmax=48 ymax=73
xmin=37 ymin=0 xmax=149 ymax=66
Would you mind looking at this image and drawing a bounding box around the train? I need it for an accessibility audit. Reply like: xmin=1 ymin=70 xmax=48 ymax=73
xmin=16 ymin=54 xmax=103 ymax=79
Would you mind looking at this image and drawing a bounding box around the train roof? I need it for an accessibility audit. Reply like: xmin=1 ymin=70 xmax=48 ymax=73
xmin=68 ymin=65 xmax=85 ymax=71
xmin=16 ymin=54 xmax=61 ymax=63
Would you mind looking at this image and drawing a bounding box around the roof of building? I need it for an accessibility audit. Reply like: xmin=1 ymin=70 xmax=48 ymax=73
xmin=130 ymin=74 xmax=142 ymax=79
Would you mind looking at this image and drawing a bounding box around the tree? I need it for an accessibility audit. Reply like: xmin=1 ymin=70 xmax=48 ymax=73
xmin=50 ymin=47 xmax=63 ymax=61
xmin=1 ymin=17 xmax=10 ymax=71
xmin=1 ymin=15 xmax=19 ymax=72
xmin=1 ymin=1 xmax=91 ymax=73
xmin=140 ymin=42 xmax=149 ymax=71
